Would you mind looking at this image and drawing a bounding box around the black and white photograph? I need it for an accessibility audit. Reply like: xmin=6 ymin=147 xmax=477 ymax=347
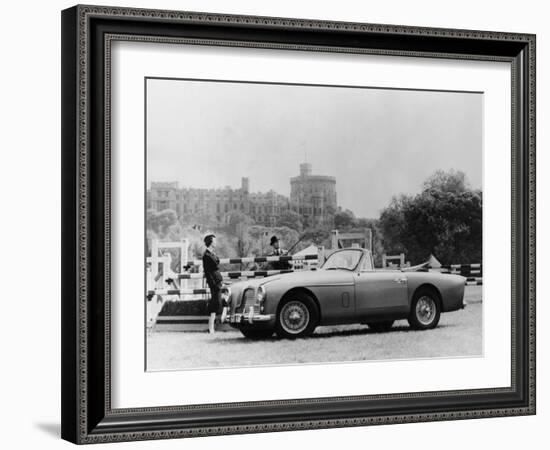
xmin=55 ymin=2 xmax=538 ymax=446
xmin=145 ymin=78 xmax=483 ymax=371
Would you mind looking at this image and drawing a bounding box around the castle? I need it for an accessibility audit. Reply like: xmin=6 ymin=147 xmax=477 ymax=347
xmin=147 ymin=163 xmax=337 ymax=228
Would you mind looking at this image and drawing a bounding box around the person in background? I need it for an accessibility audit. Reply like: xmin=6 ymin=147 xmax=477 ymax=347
xmin=268 ymin=235 xmax=292 ymax=271
xmin=202 ymin=234 xmax=224 ymax=334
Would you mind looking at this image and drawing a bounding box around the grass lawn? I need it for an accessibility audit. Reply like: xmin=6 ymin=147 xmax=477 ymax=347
xmin=147 ymin=286 xmax=482 ymax=371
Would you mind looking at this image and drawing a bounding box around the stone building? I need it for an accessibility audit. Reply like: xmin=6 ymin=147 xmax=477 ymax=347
xmin=147 ymin=181 xmax=180 ymax=213
xmin=249 ymin=190 xmax=290 ymax=227
xmin=290 ymin=163 xmax=337 ymax=226
xmin=147 ymin=178 xmax=252 ymax=224
xmin=147 ymin=163 xmax=336 ymax=227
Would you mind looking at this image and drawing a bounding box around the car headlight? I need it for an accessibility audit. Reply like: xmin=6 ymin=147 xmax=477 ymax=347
xmin=256 ymin=285 xmax=266 ymax=303
xmin=221 ymin=287 xmax=231 ymax=304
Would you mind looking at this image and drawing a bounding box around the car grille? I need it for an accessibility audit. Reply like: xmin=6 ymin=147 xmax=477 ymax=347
xmin=238 ymin=288 xmax=257 ymax=314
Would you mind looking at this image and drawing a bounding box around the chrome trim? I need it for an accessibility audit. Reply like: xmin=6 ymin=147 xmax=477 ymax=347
xmin=229 ymin=313 xmax=274 ymax=323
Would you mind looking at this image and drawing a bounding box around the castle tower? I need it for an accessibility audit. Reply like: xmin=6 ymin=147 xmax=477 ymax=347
xmin=299 ymin=163 xmax=312 ymax=177
xmin=290 ymin=163 xmax=337 ymax=226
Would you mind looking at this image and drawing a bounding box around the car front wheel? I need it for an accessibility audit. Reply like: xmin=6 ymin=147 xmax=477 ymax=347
xmin=408 ymin=288 xmax=441 ymax=330
xmin=275 ymin=293 xmax=319 ymax=339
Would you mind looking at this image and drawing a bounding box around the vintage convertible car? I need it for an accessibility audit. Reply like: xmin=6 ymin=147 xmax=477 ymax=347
xmin=224 ymin=248 xmax=466 ymax=339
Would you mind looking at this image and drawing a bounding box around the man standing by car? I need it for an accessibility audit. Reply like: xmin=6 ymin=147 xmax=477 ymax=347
xmin=268 ymin=235 xmax=292 ymax=271
xmin=202 ymin=234 xmax=224 ymax=334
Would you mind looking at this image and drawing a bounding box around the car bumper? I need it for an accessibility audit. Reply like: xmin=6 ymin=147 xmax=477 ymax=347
xmin=229 ymin=311 xmax=275 ymax=325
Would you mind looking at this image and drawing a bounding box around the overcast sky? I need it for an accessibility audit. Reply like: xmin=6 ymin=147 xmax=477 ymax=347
xmin=146 ymin=78 xmax=482 ymax=218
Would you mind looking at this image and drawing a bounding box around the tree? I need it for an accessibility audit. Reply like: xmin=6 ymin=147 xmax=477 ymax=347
xmin=247 ymin=226 xmax=300 ymax=256
xmin=353 ymin=218 xmax=385 ymax=267
xmin=147 ymin=209 xmax=179 ymax=238
xmin=379 ymin=195 xmax=412 ymax=257
xmin=182 ymin=209 xmax=217 ymax=230
xmin=422 ymin=169 xmax=468 ymax=194
xmin=278 ymin=210 xmax=304 ymax=232
xmin=334 ymin=209 xmax=356 ymax=229
xmin=379 ymin=171 xmax=482 ymax=265
xmin=301 ymin=227 xmax=331 ymax=247
xmin=146 ymin=209 xmax=185 ymax=272
xmin=226 ymin=211 xmax=255 ymax=233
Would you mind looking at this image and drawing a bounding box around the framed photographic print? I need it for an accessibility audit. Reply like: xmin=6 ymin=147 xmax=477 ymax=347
xmin=61 ymin=4 xmax=536 ymax=444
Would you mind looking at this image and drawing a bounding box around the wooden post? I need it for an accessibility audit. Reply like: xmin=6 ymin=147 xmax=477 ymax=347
xmin=179 ymin=239 xmax=188 ymax=274
xmin=151 ymin=239 xmax=159 ymax=278
xmin=318 ymin=246 xmax=326 ymax=265
xmin=367 ymin=228 xmax=373 ymax=252
xmin=331 ymin=230 xmax=339 ymax=249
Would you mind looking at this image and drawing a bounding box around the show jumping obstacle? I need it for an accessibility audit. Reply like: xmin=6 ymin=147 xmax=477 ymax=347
xmin=146 ymin=240 xmax=482 ymax=331
xmin=146 ymin=240 xmax=320 ymax=331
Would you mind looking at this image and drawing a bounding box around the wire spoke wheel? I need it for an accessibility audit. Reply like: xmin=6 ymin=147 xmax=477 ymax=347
xmin=276 ymin=292 xmax=319 ymax=338
xmin=280 ymin=301 xmax=310 ymax=335
xmin=415 ymin=296 xmax=436 ymax=325
xmin=408 ymin=288 xmax=441 ymax=330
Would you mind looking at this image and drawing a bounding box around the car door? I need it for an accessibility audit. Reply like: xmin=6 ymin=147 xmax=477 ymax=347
xmin=306 ymin=270 xmax=356 ymax=325
xmin=354 ymin=268 xmax=409 ymax=316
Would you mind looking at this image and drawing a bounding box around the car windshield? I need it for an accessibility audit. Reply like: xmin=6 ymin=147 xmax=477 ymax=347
xmin=322 ymin=250 xmax=363 ymax=271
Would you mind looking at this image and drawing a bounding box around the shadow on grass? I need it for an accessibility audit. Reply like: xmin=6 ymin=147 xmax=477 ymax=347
xmin=305 ymin=323 xmax=451 ymax=340
xmin=208 ymin=323 xmax=452 ymax=344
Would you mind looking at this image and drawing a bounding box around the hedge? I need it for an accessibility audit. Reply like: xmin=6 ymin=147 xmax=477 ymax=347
xmin=158 ymin=299 xmax=210 ymax=316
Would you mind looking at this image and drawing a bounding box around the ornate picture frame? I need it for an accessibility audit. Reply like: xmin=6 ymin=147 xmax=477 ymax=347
xmin=61 ymin=5 xmax=535 ymax=444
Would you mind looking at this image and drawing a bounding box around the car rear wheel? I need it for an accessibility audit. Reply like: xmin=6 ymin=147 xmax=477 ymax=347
xmin=408 ymin=287 xmax=441 ymax=330
xmin=367 ymin=320 xmax=394 ymax=332
xmin=240 ymin=329 xmax=274 ymax=340
xmin=275 ymin=293 xmax=319 ymax=339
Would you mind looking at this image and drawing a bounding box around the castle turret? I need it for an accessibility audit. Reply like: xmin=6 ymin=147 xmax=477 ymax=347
xmin=299 ymin=163 xmax=312 ymax=177
xmin=291 ymin=163 xmax=336 ymax=226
